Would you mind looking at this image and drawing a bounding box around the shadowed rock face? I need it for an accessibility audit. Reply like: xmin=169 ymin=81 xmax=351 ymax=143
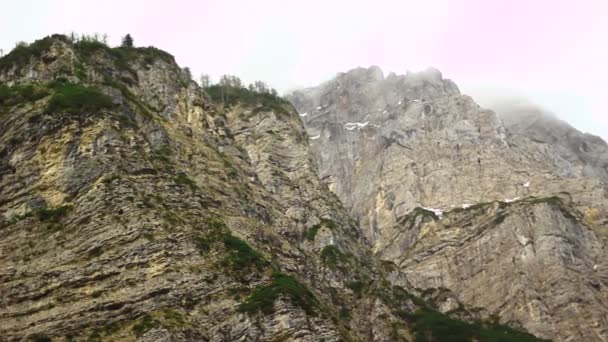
xmin=287 ymin=66 xmax=608 ymax=341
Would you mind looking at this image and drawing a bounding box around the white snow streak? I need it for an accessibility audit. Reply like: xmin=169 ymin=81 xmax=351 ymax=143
xmin=344 ymin=122 xmax=369 ymax=131
xmin=310 ymin=135 xmax=321 ymax=140
xmin=523 ymin=181 xmax=531 ymax=188
xmin=299 ymin=112 xmax=308 ymax=117
xmin=423 ymin=207 xmax=443 ymax=218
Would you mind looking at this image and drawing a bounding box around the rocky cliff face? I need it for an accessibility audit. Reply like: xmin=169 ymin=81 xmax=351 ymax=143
xmin=288 ymin=67 xmax=608 ymax=341
xmin=0 ymin=36 xmax=544 ymax=341
xmin=496 ymin=102 xmax=608 ymax=183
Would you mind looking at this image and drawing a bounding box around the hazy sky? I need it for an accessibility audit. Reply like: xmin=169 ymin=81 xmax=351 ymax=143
xmin=1 ymin=0 xmax=607 ymax=140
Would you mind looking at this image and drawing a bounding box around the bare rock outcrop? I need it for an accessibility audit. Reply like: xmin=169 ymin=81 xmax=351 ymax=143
xmin=288 ymin=66 xmax=608 ymax=341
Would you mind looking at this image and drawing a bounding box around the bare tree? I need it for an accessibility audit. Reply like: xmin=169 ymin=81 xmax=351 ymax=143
xmin=230 ymin=75 xmax=243 ymax=88
xmin=199 ymin=74 xmax=211 ymax=88
xmin=219 ymin=74 xmax=231 ymax=87
xmin=183 ymin=67 xmax=192 ymax=80
xmin=254 ymin=81 xmax=268 ymax=93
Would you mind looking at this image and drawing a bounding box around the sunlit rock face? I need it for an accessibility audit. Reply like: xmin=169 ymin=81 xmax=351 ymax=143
xmin=288 ymin=66 xmax=608 ymax=341
xmin=0 ymin=37 xmax=385 ymax=341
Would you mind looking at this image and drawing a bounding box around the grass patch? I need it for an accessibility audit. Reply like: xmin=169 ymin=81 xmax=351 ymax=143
xmin=74 ymin=39 xmax=176 ymax=75
xmin=46 ymin=82 xmax=114 ymax=114
xmin=206 ymin=85 xmax=293 ymax=115
xmin=132 ymin=314 xmax=157 ymax=337
xmin=305 ymin=218 xmax=338 ymax=242
xmin=174 ymin=172 xmax=198 ymax=190
xmin=319 ymin=218 xmax=339 ymax=229
xmin=305 ymin=225 xmax=321 ymax=241
xmin=0 ymin=83 xmax=50 ymax=108
xmin=320 ymin=245 xmax=350 ymax=268
xmin=102 ymin=174 xmax=121 ymax=184
xmin=29 ymin=335 xmax=52 ymax=342
xmin=400 ymin=308 xmax=545 ymax=342
xmin=34 ymin=205 xmax=72 ymax=222
xmin=238 ymin=272 xmax=319 ymax=315
xmin=412 ymin=207 xmax=439 ymax=221
xmin=192 ymin=220 xmax=223 ymax=253
xmin=445 ymin=202 xmax=493 ymax=215
xmin=161 ymin=309 xmax=187 ymax=328
xmin=162 ymin=211 xmax=183 ymax=226
xmin=375 ymin=284 xmax=544 ymax=342
xmin=527 ymin=196 xmax=563 ymax=206
xmin=526 ymin=196 xmax=578 ymax=222
xmin=347 ymin=280 xmax=366 ymax=298
xmin=339 ymin=307 xmax=352 ymax=321
xmin=103 ymin=322 xmax=120 ymax=336
xmin=399 ymin=207 xmax=439 ymax=227
xmin=221 ymin=234 xmax=268 ymax=271
xmin=193 ymin=234 xmax=220 ymax=254
xmin=193 ymin=217 xmax=268 ymax=271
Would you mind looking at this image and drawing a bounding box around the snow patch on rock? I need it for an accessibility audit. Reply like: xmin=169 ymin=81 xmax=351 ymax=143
xmin=423 ymin=207 xmax=443 ymax=218
xmin=345 ymin=122 xmax=370 ymax=131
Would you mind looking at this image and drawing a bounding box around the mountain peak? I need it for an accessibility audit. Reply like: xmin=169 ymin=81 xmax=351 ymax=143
xmin=0 ymin=34 xmax=179 ymax=86
xmin=287 ymin=62 xmax=608 ymax=341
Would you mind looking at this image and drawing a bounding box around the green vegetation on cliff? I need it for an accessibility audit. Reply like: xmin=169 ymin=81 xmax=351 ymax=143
xmin=0 ymin=35 xmax=62 ymax=71
xmin=193 ymin=217 xmax=268 ymax=271
xmin=0 ymin=83 xmax=50 ymax=108
xmin=305 ymin=218 xmax=339 ymax=241
xmin=320 ymin=245 xmax=350 ymax=269
xmin=239 ymin=272 xmax=319 ymax=315
xmin=206 ymin=85 xmax=291 ymax=114
xmin=400 ymin=308 xmax=546 ymax=342
xmin=46 ymin=82 xmax=114 ymax=114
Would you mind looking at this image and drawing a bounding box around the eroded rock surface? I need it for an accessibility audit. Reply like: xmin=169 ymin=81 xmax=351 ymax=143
xmin=288 ymin=66 xmax=608 ymax=341
xmin=0 ymin=35 xmax=546 ymax=342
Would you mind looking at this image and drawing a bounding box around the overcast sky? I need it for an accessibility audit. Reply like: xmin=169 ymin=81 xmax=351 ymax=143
xmin=1 ymin=0 xmax=607 ymax=140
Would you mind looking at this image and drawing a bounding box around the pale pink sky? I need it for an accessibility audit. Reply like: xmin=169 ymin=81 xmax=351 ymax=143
xmin=1 ymin=0 xmax=607 ymax=139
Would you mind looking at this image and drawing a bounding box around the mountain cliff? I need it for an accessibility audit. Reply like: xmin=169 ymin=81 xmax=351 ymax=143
xmin=0 ymin=35 xmax=545 ymax=341
xmin=287 ymin=66 xmax=608 ymax=341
